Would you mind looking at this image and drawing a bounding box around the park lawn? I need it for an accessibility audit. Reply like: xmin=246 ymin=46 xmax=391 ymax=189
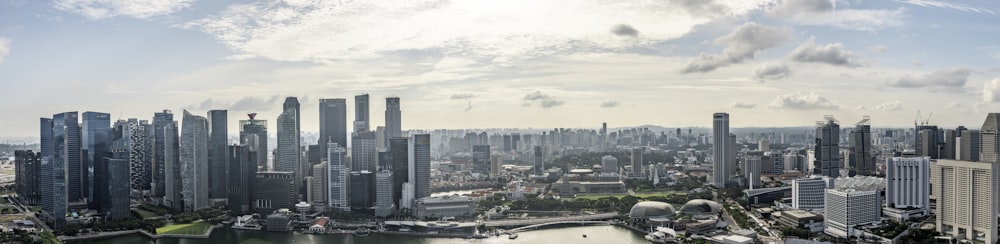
xmin=157 ymin=221 xmax=211 ymax=235
xmin=571 ymin=191 xmax=687 ymax=200
xmin=0 ymin=214 xmax=28 ymax=223
xmin=133 ymin=209 xmax=158 ymax=218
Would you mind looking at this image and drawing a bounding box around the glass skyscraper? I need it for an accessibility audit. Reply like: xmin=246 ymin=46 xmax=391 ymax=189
xmin=181 ymin=110 xmax=210 ymax=211
xmin=207 ymin=110 xmax=228 ymax=199
xmin=318 ymin=98 xmax=347 ymax=160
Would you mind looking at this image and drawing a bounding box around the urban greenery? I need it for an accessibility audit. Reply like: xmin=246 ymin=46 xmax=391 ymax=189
xmin=156 ymin=221 xmax=211 ymax=235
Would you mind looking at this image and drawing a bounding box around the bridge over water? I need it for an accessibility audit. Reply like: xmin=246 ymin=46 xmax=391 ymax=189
xmin=484 ymin=212 xmax=619 ymax=228
xmin=507 ymin=221 xmax=612 ymax=233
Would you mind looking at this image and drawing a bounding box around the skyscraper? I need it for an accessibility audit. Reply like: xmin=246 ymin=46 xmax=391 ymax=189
xmin=181 ymin=110 xmax=210 ymax=211
xmin=39 ymin=118 xmax=53 ymax=220
xmin=310 ymin=162 xmax=327 ymax=212
xmin=355 ymin=94 xmax=370 ymax=132
xmin=351 ymin=131 xmax=378 ymax=172
xmin=472 ymin=145 xmax=490 ymax=174
xmin=534 ymin=145 xmax=544 ymax=176
xmin=100 ymin=122 xmax=133 ymax=221
xmin=151 ymin=110 xmax=174 ymax=198
xmin=815 ymin=116 xmax=841 ymax=178
xmin=349 ymin=171 xmax=374 ymax=211
xmin=712 ymin=112 xmax=730 ymax=188
xmin=916 ymin=127 xmax=940 ymax=159
xmin=117 ymin=119 xmax=151 ymax=194
xmin=81 ymin=111 xmax=110 ymax=204
xmin=207 ymin=110 xmax=228 ymax=199
xmin=318 ymin=98 xmax=347 ymax=159
xmin=163 ymin=121 xmax=182 ymax=210
xmin=849 ymin=117 xmax=873 ymax=176
xmin=253 ymin=171 xmax=296 ymax=215
xmin=327 ymin=143 xmax=349 ymax=212
xmin=239 ymin=113 xmax=267 ymax=171
xmin=958 ymin=130 xmax=980 ymax=161
xmin=385 ymin=97 xmax=402 ymax=143
xmin=375 ymin=169 xmax=394 ymax=217
xmin=410 ymin=134 xmax=431 ymax=200
xmin=934 ymin=159 xmax=999 ymax=243
xmin=276 ymin=98 xmax=302 ymax=194
xmin=14 ymin=151 xmax=40 ymax=205
xmin=885 ymin=156 xmax=930 ymax=219
xmin=630 ymin=147 xmax=643 ymax=177
xmin=56 ymin=112 xmax=85 ymax=204
xmin=389 ymin=137 xmax=408 ymax=208
xmin=228 ymin=144 xmax=255 ymax=215
xmin=981 ymin=113 xmax=1000 ymax=163
xmin=47 ymin=112 xmax=78 ymax=228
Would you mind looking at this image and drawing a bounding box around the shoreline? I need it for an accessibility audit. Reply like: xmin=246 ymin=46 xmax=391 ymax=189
xmin=60 ymin=224 xmax=219 ymax=242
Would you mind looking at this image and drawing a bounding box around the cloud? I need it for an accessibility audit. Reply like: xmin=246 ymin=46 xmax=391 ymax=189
xmin=872 ymin=101 xmax=904 ymax=111
xmin=0 ymin=38 xmax=9 ymax=63
xmin=771 ymin=2 xmax=906 ymax=32
xmin=610 ymin=24 xmax=639 ymax=37
xmin=870 ymin=45 xmax=887 ymax=53
xmin=682 ymin=23 xmax=790 ymax=73
xmin=600 ymin=100 xmax=621 ymax=108
xmin=465 ymin=102 xmax=473 ymax=112
xmin=450 ymin=93 xmax=476 ymax=99
xmin=191 ymin=95 xmax=283 ymax=112
xmin=670 ymin=0 xmax=730 ymax=17
xmin=54 ymin=0 xmax=193 ymax=20
xmin=731 ymin=102 xmax=756 ymax=109
xmin=787 ymin=37 xmax=862 ymax=67
xmin=983 ymin=77 xmax=1000 ymax=102
xmin=887 ymin=68 xmax=972 ymax=88
xmin=187 ymin=1 xmax=770 ymax=64
xmin=769 ymin=92 xmax=839 ymax=110
xmin=753 ymin=62 xmax=791 ymax=80
xmin=770 ymin=0 xmax=835 ymax=17
xmin=895 ymin=0 xmax=996 ymax=14
xmin=523 ymin=91 xmax=564 ymax=108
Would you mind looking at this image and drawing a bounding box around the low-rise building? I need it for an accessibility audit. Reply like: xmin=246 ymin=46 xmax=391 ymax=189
xmin=778 ymin=210 xmax=824 ymax=233
xmin=413 ymin=196 xmax=477 ymax=220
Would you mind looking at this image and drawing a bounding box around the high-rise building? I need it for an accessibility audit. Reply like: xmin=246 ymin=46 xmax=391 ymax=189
xmin=916 ymin=127 xmax=940 ymax=159
xmin=100 ymin=123 xmax=133 ymax=221
xmin=885 ymin=156 xmax=930 ymax=220
xmin=824 ymin=188 xmax=881 ymax=238
xmin=490 ymin=154 xmax=502 ymax=177
xmin=276 ymin=98 xmax=302 ymax=194
xmin=81 ymin=112 xmax=110 ymax=204
xmin=227 ymin=144 xmax=255 ymax=215
xmin=534 ymin=146 xmax=544 ymax=176
xmin=116 ymin=119 xmax=152 ymax=194
xmin=310 ymin=162 xmax=327 ymax=212
xmin=376 ymin=126 xmax=387 ymax=150
xmin=254 ymin=171 xmax=297 ymax=215
xmin=349 ymin=171 xmax=374 ymax=211
xmin=943 ymin=129 xmax=957 ymax=161
xmin=933 ymin=159 xmax=999 ymax=243
xmin=355 ymin=94 xmax=370 ymax=132
xmin=14 ymin=150 xmax=40 ymax=205
xmin=207 ymin=110 xmax=228 ymax=199
xmin=958 ymin=130 xmax=980 ymax=161
xmin=181 ymin=110 xmax=210 ymax=212
xmin=631 ymin=147 xmax=643 ymax=177
xmin=389 ymin=137 xmax=408 ymax=209
xmin=743 ymin=154 xmax=761 ymax=189
xmin=849 ymin=117 xmax=874 ymax=176
xmin=472 ymin=145 xmax=490 ymax=175
xmin=758 ymin=139 xmax=769 ymax=152
xmin=151 ymin=110 xmax=173 ymax=198
xmin=319 ymin=98 xmax=347 ymax=159
xmin=47 ymin=112 xmax=79 ymax=228
xmin=351 ymin=131 xmax=378 ymax=172
xmin=815 ymin=116 xmax=841 ymax=177
xmin=39 ymin=118 xmax=54 ymax=225
xmin=712 ymin=112 xmax=730 ymax=188
xmin=375 ymin=169 xmax=394 ymax=217
xmin=792 ymin=177 xmax=827 ymax=210
xmin=385 ymin=97 xmax=402 ymax=143
xmin=411 ymin=134 xmax=431 ymax=200
xmin=601 ymin=155 xmax=618 ymax=174
xmin=56 ymin=112 xmax=85 ymax=204
xmin=163 ymin=121 xmax=182 ymax=210
xmin=981 ymin=113 xmax=1000 ymax=163
xmin=327 ymin=143 xmax=349 ymax=212
xmin=239 ymin=114 xmax=267 ymax=171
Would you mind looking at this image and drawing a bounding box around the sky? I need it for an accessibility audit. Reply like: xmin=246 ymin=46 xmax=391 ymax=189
xmin=2 ymin=0 xmax=1000 ymax=138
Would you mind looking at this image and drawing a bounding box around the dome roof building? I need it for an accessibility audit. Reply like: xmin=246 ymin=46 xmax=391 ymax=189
xmin=679 ymin=199 xmax=722 ymax=216
xmin=628 ymin=201 xmax=676 ymax=220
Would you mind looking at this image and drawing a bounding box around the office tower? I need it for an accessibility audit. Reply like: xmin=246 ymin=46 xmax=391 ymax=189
xmin=916 ymin=127 xmax=940 ymax=159
xmin=228 ymin=144 xmax=255 ymax=215
xmin=491 ymin=154 xmax=502 ymax=177
xmin=311 ymin=162 xmax=327 ymax=212
xmin=849 ymin=117 xmax=874 ymax=176
xmin=601 ymin=155 xmax=618 ymax=173
xmin=815 ymin=116 xmax=841 ymax=177
xmin=15 ymin=150 xmax=40 ymax=205
xmin=47 ymin=112 xmax=79 ymax=228
xmin=472 ymin=145 xmax=490 ymax=175
xmin=349 ymin=171 xmax=374 ymax=211
xmin=114 ymin=119 xmax=152 ymax=194
xmin=630 ymin=147 xmax=643 ymax=177
xmin=934 ymin=159 xmax=999 ymax=243
xmin=758 ymin=139 xmax=769 ymax=152
xmin=824 ymin=187 xmax=881 ymax=238
xmin=277 ymin=97 xmax=302 ymax=179
xmin=239 ymin=114 xmax=267 ymax=171
xmin=253 ymin=171 xmax=297 ymax=215
xmin=411 ymin=134 xmax=431 ymax=199
xmin=163 ymin=121 xmax=182 ymax=210
xmin=327 ymin=143 xmax=349 ymax=211
xmin=54 ymin=112 xmax=85 ymax=204
xmin=151 ymin=110 xmax=173 ymax=198
xmin=306 ymin=144 xmax=321 ymax=164
xmin=355 ymin=94 xmax=370 ymax=132
xmin=375 ymin=169 xmax=394 ymax=217
xmin=792 ymin=177 xmax=827 ymax=210
xmin=39 ymin=118 xmax=53 ymax=224
xmin=712 ymin=113 xmax=730 ymax=188
xmin=958 ymin=130 xmax=980 ymax=161
xmin=885 ymin=156 xmax=930 ymax=219
xmin=319 ymin=98 xmax=347 ymax=158
xmin=943 ymin=129 xmax=957 ymax=160
xmin=981 ymin=113 xmax=1000 ymax=163
xmin=389 ymin=137 xmax=408 ymax=208
xmin=600 ymin=122 xmax=607 ymax=149
xmin=385 ymin=97 xmax=402 ymax=143
xmin=181 ymin=110 xmax=210 ymax=211
xmin=502 ymin=135 xmax=511 ymax=152
xmin=376 ymin=126 xmax=387 ymax=150
xmin=100 ymin=124 xmax=132 ymax=221
xmin=207 ymin=110 xmax=228 ymax=199
xmin=81 ymin=112 xmax=110 ymax=204
xmin=532 ymin=146 xmax=544 ymax=176
xmin=351 ymin=131 xmax=378 ymax=172
xmin=743 ymin=155 xmax=761 ymax=189
xmin=511 ymin=133 xmax=521 ymax=152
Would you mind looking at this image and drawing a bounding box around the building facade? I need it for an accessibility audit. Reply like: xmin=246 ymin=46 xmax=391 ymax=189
xmin=181 ymin=111 xmax=210 ymax=212
xmin=375 ymin=169 xmax=394 ymax=217
xmin=815 ymin=116 xmax=840 ymax=177
xmin=327 ymin=143 xmax=349 ymax=211
xmin=318 ymin=98 xmax=347 ymax=159
xmin=824 ymin=188 xmax=881 ymax=238
xmin=207 ymin=110 xmax=228 ymax=200
xmin=934 ymin=159 xmax=999 ymax=243
xmin=884 ymin=156 xmax=930 ymax=220
xmin=254 ymin=172 xmax=297 ymax=215
xmin=712 ymin=113 xmax=730 ymax=188
xmin=385 ymin=97 xmax=402 ymax=143
xmin=228 ymin=144 xmax=255 ymax=215
xmin=792 ymin=177 xmax=827 ymax=210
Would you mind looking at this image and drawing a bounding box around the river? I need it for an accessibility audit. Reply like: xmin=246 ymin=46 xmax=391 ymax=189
xmin=68 ymin=225 xmax=649 ymax=244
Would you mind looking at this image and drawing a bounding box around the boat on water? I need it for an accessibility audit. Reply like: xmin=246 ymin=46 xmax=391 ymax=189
xmin=644 ymin=227 xmax=677 ymax=244
xmin=353 ymin=227 xmax=372 ymax=237
xmin=508 ymin=233 xmax=519 ymax=239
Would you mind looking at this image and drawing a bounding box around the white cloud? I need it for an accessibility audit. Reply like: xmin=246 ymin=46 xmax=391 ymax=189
xmin=0 ymin=38 xmax=9 ymax=63
xmin=983 ymin=77 xmax=1000 ymax=102
xmin=887 ymin=68 xmax=971 ymax=88
xmin=787 ymin=37 xmax=862 ymax=67
xmin=682 ymin=22 xmax=790 ymax=73
xmin=731 ymin=102 xmax=756 ymax=109
xmin=770 ymin=0 xmax=835 ymax=17
xmin=54 ymin=0 xmax=193 ymax=20
xmin=870 ymin=44 xmax=888 ymax=53
xmin=600 ymin=100 xmax=620 ymax=108
xmin=753 ymin=62 xmax=791 ymax=80
xmin=895 ymin=0 xmax=996 ymax=14
xmin=769 ymin=92 xmax=839 ymax=110
xmin=451 ymin=93 xmax=476 ymax=99
xmin=872 ymin=101 xmax=904 ymax=111
xmin=524 ymin=91 xmax=564 ymax=109
xmin=773 ymin=3 xmax=906 ymax=32
xmin=188 ymin=0 xmax=771 ymax=64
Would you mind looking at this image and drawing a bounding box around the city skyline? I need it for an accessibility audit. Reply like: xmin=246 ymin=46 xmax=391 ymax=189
xmin=3 ymin=1 xmax=1000 ymax=137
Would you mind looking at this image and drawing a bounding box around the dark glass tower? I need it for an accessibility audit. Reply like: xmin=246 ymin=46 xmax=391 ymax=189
xmin=472 ymin=145 xmax=490 ymax=174
xmin=14 ymin=150 xmax=40 ymax=205
xmin=354 ymin=94 xmax=370 ymax=132
xmin=385 ymin=97 xmax=401 ymax=144
xmin=207 ymin=110 xmax=229 ymax=199
xmin=815 ymin=116 xmax=841 ymax=178
xmin=411 ymin=134 xmax=430 ymax=199
xmin=388 ymin=137 xmax=408 ymax=208
xmin=239 ymin=114 xmax=267 ymax=171
xmin=152 ymin=110 xmax=174 ymax=198
xmin=228 ymin=144 xmax=255 ymax=215
xmin=319 ymin=98 xmax=347 ymax=159
xmin=81 ymin=112 xmax=110 ymax=205
xmin=39 ymin=118 xmax=53 ymax=225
